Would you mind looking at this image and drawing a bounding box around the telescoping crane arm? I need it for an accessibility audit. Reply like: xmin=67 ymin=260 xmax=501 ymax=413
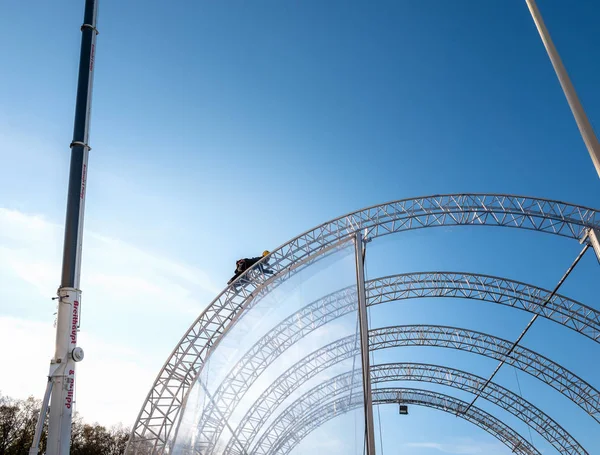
xmin=29 ymin=1 xmax=99 ymax=454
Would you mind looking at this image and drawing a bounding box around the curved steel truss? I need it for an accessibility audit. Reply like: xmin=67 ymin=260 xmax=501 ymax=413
xmin=128 ymin=195 xmax=600 ymax=453
xmin=191 ymin=271 xmax=599 ymax=454
xmin=273 ymin=390 xmax=538 ymax=455
xmin=224 ymin=325 xmax=598 ymax=455
xmin=265 ymin=387 xmax=540 ymax=455
xmin=367 ymin=272 xmax=600 ymax=342
xmin=249 ymin=364 xmax=585 ymax=455
xmin=371 ymin=325 xmax=600 ymax=417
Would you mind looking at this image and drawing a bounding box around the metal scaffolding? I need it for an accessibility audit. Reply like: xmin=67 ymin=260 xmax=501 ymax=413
xmin=251 ymin=364 xmax=584 ymax=455
xmin=127 ymin=194 xmax=599 ymax=454
xmin=193 ymin=270 xmax=600 ymax=455
xmin=268 ymin=388 xmax=540 ymax=455
xmin=226 ymin=323 xmax=598 ymax=455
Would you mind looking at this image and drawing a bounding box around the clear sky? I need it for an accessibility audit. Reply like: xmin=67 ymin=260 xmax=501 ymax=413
xmin=1 ymin=1 xmax=599 ymax=454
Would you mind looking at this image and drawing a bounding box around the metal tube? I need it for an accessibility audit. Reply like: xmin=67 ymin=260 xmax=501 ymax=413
xmin=60 ymin=0 xmax=98 ymax=289
xmin=39 ymin=1 xmax=98 ymax=454
xmin=526 ymin=0 xmax=600 ymax=178
xmin=29 ymin=380 xmax=53 ymax=455
xmin=355 ymin=232 xmax=377 ymax=455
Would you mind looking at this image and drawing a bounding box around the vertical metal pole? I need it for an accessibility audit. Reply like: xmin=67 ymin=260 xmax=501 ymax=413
xmin=526 ymin=0 xmax=600 ymax=178
xmin=31 ymin=1 xmax=99 ymax=454
xmin=355 ymin=232 xmax=377 ymax=455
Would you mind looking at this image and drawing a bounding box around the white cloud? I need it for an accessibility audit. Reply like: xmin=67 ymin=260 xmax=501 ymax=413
xmin=0 ymin=207 xmax=220 ymax=305
xmin=0 ymin=207 xmax=221 ymax=426
xmin=0 ymin=316 xmax=154 ymax=426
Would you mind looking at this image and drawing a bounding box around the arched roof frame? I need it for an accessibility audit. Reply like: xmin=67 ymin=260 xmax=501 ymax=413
xmin=248 ymin=363 xmax=585 ymax=455
xmin=224 ymin=325 xmax=598 ymax=455
xmin=127 ymin=194 xmax=600 ymax=453
xmin=267 ymin=388 xmax=540 ymax=455
xmin=192 ymin=271 xmax=600 ymax=453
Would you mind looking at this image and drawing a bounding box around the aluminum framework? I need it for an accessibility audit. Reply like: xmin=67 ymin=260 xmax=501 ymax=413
xmin=367 ymin=272 xmax=600 ymax=343
xmin=271 ymin=388 xmax=540 ymax=455
xmin=191 ymin=271 xmax=600 ymax=455
xmin=224 ymin=325 xmax=598 ymax=455
xmin=127 ymin=194 xmax=600 ymax=453
xmin=249 ymin=364 xmax=584 ymax=455
xmin=372 ymin=325 xmax=600 ymax=417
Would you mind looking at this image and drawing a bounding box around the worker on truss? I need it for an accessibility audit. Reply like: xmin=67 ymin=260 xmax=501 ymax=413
xmin=228 ymin=250 xmax=274 ymax=287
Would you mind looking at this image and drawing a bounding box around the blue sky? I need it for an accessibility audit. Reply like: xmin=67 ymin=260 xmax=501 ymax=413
xmin=1 ymin=1 xmax=599 ymax=454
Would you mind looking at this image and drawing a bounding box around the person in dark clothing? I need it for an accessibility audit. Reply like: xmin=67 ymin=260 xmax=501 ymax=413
xmin=227 ymin=250 xmax=274 ymax=286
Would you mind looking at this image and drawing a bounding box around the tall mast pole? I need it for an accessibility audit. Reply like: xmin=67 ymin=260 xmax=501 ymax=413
xmin=526 ymin=0 xmax=600 ymax=178
xmin=30 ymin=1 xmax=99 ymax=454
xmin=355 ymin=232 xmax=377 ymax=455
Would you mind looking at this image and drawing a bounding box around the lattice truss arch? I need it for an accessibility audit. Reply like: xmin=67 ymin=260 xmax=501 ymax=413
xmin=223 ymin=325 xmax=599 ymax=455
xmin=248 ymin=364 xmax=586 ymax=455
xmin=190 ymin=271 xmax=600 ymax=455
xmin=272 ymin=388 xmax=540 ymax=455
xmin=127 ymin=194 xmax=600 ymax=453
xmin=368 ymin=272 xmax=600 ymax=342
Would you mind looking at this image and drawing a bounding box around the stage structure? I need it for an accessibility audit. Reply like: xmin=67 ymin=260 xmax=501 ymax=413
xmin=125 ymin=194 xmax=600 ymax=455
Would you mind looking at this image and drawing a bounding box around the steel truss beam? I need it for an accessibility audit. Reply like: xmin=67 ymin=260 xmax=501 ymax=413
xmin=274 ymin=389 xmax=538 ymax=455
xmin=367 ymin=272 xmax=600 ymax=343
xmin=280 ymin=387 xmax=541 ymax=455
xmin=273 ymin=390 xmax=539 ymax=455
xmin=190 ymin=271 xmax=600 ymax=455
xmin=223 ymin=326 xmax=597 ymax=455
xmin=249 ymin=364 xmax=584 ymax=455
xmin=375 ymin=325 xmax=600 ymax=416
xmin=127 ymin=195 xmax=600 ymax=454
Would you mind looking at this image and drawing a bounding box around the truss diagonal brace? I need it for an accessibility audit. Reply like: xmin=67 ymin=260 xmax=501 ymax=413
xmin=463 ymin=242 xmax=590 ymax=414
